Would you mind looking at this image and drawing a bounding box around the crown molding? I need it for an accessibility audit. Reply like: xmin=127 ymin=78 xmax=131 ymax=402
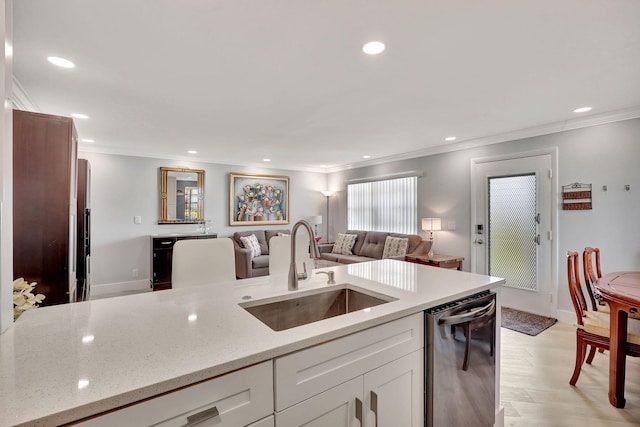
xmin=324 ymin=106 xmax=640 ymax=173
xmin=11 ymin=76 xmax=40 ymax=112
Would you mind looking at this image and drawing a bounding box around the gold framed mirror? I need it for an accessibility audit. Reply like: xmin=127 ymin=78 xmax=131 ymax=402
xmin=159 ymin=167 xmax=205 ymax=224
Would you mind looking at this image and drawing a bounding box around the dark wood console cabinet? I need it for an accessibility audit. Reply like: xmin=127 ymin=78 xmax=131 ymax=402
xmin=150 ymin=234 xmax=218 ymax=291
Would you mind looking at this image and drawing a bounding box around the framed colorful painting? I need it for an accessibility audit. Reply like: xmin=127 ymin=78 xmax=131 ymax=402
xmin=229 ymin=173 xmax=290 ymax=225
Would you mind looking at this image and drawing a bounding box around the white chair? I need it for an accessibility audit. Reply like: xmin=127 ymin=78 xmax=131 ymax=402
xmin=269 ymin=234 xmax=313 ymax=276
xmin=172 ymin=238 xmax=236 ymax=288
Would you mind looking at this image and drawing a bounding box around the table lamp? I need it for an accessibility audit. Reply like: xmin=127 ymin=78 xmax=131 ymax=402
xmin=422 ymin=218 xmax=441 ymax=258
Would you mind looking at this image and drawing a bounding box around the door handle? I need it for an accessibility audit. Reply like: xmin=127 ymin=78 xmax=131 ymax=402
xmin=182 ymin=406 xmax=219 ymax=426
xmin=475 ymin=239 xmax=484 ymax=244
xmin=355 ymin=397 xmax=363 ymax=425
xmin=370 ymin=391 xmax=379 ymax=427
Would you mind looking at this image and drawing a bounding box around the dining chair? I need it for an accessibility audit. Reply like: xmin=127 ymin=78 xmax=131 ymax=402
xmin=172 ymin=238 xmax=236 ymax=288
xmin=567 ymin=251 xmax=640 ymax=386
xmin=583 ymin=247 xmax=606 ymax=312
xmin=269 ymin=234 xmax=313 ymax=276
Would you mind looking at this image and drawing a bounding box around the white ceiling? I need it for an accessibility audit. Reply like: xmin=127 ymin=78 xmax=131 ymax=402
xmin=11 ymin=0 xmax=640 ymax=172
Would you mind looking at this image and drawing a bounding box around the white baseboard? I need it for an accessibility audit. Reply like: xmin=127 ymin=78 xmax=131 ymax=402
xmin=555 ymin=308 xmax=575 ymax=324
xmin=91 ymin=279 xmax=151 ymax=296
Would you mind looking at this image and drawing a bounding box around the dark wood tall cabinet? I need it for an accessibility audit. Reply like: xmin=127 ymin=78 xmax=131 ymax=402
xmin=13 ymin=110 xmax=78 ymax=306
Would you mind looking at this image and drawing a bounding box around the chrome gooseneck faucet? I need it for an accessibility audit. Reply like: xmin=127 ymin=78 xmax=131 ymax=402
xmin=289 ymin=220 xmax=321 ymax=291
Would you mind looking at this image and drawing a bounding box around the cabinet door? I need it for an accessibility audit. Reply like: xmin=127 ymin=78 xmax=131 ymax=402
xmin=152 ymin=237 xmax=176 ymax=289
xmin=363 ymin=350 xmax=423 ymax=427
xmin=276 ymin=377 xmax=362 ymax=427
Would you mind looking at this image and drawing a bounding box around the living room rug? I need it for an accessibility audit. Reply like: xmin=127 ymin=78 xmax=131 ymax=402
xmin=501 ymin=307 xmax=557 ymax=336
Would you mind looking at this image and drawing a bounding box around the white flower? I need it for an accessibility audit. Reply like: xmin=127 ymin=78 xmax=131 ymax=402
xmin=13 ymin=277 xmax=45 ymax=321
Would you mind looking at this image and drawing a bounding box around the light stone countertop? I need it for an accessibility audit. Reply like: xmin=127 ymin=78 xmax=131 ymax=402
xmin=0 ymin=260 xmax=504 ymax=427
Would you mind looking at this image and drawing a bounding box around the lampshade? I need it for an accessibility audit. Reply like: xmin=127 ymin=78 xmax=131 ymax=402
xmin=308 ymin=215 xmax=322 ymax=225
xmin=321 ymin=190 xmax=335 ymax=197
xmin=422 ymin=218 xmax=442 ymax=231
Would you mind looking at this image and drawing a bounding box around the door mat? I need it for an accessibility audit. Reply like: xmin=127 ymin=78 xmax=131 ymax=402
xmin=501 ymin=307 xmax=557 ymax=336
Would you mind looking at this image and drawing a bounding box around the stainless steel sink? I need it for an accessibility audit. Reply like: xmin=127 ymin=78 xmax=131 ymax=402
xmin=240 ymin=285 xmax=396 ymax=331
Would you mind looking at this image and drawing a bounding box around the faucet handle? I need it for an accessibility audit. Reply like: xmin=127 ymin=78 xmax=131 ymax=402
xmin=297 ymin=261 xmax=308 ymax=280
xmin=316 ymin=271 xmax=336 ymax=284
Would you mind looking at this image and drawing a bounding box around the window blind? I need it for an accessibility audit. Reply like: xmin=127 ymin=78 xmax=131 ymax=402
xmin=347 ymin=176 xmax=417 ymax=234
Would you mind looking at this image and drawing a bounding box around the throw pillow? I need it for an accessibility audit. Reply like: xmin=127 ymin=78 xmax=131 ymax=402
xmin=240 ymin=234 xmax=262 ymax=258
xmin=331 ymin=233 xmax=358 ymax=255
xmin=382 ymin=236 xmax=409 ymax=258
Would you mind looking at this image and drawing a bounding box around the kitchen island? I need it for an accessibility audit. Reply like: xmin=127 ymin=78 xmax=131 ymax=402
xmin=0 ymin=260 xmax=504 ymax=426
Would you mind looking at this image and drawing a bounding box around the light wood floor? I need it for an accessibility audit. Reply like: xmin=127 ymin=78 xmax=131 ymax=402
xmin=501 ymin=322 xmax=640 ymax=426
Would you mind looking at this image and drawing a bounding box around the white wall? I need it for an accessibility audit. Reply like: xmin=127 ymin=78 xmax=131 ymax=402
xmin=328 ymin=118 xmax=640 ymax=317
xmin=77 ymin=152 xmax=327 ymax=290
xmin=0 ymin=0 xmax=13 ymax=333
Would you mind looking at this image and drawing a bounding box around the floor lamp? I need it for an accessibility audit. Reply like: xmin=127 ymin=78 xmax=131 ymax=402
xmin=321 ymin=190 xmax=335 ymax=242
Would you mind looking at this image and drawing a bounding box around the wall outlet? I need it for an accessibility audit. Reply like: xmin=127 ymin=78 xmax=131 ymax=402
xmin=134 ymin=215 xmax=142 ymax=224
xmin=132 ymin=268 xmax=139 ymax=278
xmin=447 ymin=221 xmax=456 ymax=230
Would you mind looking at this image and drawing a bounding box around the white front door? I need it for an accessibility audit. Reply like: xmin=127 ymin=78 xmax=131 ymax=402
xmin=471 ymin=154 xmax=554 ymax=317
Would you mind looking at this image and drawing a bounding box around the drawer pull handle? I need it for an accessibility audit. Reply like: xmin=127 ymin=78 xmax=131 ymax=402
xmin=355 ymin=397 xmax=363 ymax=424
xmin=160 ymin=241 xmax=173 ymax=245
xmin=183 ymin=406 xmax=219 ymax=426
xmin=371 ymin=391 xmax=379 ymax=427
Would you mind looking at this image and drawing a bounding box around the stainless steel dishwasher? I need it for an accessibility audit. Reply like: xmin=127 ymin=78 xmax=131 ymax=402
xmin=425 ymin=291 xmax=496 ymax=427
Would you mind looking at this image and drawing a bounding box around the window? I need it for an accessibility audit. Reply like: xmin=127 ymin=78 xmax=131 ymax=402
xmin=347 ymin=176 xmax=417 ymax=234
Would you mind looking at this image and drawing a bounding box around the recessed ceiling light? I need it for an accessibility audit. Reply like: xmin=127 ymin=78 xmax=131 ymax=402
xmin=445 ymin=136 xmax=457 ymax=141
xmin=573 ymin=107 xmax=592 ymax=113
xmin=77 ymin=379 xmax=90 ymax=389
xmin=362 ymin=41 xmax=385 ymax=55
xmin=263 ymin=158 xmax=271 ymax=162
xmin=71 ymin=113 xmax=89 ymax=119
xmin=82 ymin=335 xmax=95 ymax=344
xmin=363 ymin=155 xmax=371 ymax=159
xmin=81 ymin=138 xmax=95 ymax=143
xmin=47 ymin=56 xmax=75 ymax=68
xmin=187 ymin=150 xmax=197 ymax=154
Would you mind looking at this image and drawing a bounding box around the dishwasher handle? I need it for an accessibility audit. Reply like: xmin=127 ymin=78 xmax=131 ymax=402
xmin=438 ymin=299 xmax=496 ymax=326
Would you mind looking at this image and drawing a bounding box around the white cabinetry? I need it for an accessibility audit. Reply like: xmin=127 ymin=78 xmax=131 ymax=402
xmin=275 ymin=314 xmax=423 ymax=427
xmin=75 ymin=361 xmax=273 ymax=427
xmin=363 ymin=350 xmax=422 ymax=426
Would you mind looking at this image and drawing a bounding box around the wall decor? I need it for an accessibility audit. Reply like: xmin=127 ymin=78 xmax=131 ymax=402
xmin=229 ymin=173 xmax=290 ymax=225
xmin=159 ymin=167 xmax=205 ymax=224
xmin=562 ymin=182 xmax=592 ymax=210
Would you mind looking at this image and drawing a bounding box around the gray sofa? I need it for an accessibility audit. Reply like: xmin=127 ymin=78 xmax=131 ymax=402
xmin=319 ymin=230 xmax=429 ymax=264
xmin=232 ymin=229 xmax=291 ymax=278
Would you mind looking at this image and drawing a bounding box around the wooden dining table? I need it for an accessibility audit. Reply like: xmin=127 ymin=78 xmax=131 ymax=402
xmin=594 ymin=271 xmax=640 ymax=408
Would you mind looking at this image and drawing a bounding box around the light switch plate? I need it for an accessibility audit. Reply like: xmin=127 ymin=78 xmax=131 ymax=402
xmin=134 ymin=215 xmax=142 ymax=224
xmin=447 ymin=221 xmax=456 ymax=230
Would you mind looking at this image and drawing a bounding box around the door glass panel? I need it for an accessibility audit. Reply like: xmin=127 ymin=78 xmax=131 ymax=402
xmin=488 ymin=174 xmax=537 ymax=291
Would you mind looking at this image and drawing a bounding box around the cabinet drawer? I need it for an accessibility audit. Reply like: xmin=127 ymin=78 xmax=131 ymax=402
xmin=274 ymin=313 xmax=423 ymax=411
xmin=75 ymin=361 xmax=273 ymax=427
xmin=153 ymin=237 xmax=177 ymax=249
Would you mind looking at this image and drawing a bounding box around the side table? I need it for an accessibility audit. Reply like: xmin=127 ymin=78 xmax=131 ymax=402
xmin=405 ymin=254 xmax=464 ymax=271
